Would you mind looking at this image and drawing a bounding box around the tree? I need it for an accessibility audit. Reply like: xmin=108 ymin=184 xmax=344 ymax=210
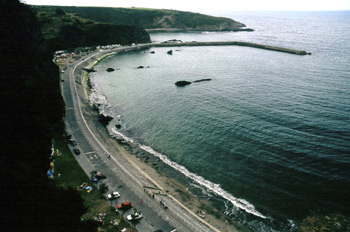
xmin=55 ymin=8 xmax=65 ymax=16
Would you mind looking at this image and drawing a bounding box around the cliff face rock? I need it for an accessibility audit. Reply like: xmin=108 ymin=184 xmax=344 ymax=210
xmin=0 ymin=1 xmax=90 ymax=231
xmin=50 ymin=23 xmax=150 ymax=51
xmin=146 ymin=13 xmax=248 ymax=31
xmin=32 ymin=6 xmax=252 ymax=32
xmin=30 ymin=6 xmax=151 ymax=51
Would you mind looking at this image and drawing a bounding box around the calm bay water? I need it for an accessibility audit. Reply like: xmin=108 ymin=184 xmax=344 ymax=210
xmin=91 ymin=11 xmax=350 ymax=231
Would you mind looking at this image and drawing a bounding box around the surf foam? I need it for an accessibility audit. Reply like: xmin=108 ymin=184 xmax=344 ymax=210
xmin=110 ymin=127 xmax=266 ymax=219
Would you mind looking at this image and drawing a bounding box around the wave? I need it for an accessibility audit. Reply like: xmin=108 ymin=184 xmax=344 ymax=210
xmin=89 ymin=78 xmax=114 ymax=117
xmin=110 ymin=127 xmax=267 ymax=219
xmin=111 ymin=127 xmax=135 ymax=143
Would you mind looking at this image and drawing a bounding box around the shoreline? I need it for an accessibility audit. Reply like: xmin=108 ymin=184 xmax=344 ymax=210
xmin=75 ymin=47 xmax=253 ymax=232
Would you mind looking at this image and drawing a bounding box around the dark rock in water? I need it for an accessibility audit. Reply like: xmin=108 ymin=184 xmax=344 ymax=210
xmin=137 ymin=66 xmax=151 ymax=69
xmin=106 ymin=68 xmax=115 ymax=72
xmin=193 ymin=78 xmax=212 ymax=83
xmin=98 ymin=114 xmax=113 ymax=126
xmin=175 ymin=81 xmax=192 ymax=87
xmin=167 ymin=50 xmax=173 ymax=55
xmin=83 ymin=68 xmax=96 ymax=73
xmin=150 ymin=51 xmax=155 ymax=54
xmin=115 ymin=122 xmax=121 ymax=129
xmin=175 ymin=79 xmax=211 ymax=87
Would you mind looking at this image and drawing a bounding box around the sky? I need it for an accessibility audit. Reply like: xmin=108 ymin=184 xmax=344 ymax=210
xmin=23 ymin=0 xmax=350 ymax=12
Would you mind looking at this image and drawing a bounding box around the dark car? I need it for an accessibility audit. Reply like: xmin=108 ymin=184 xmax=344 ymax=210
xmin=92 ymin=173 xmax=106 ymax=183
xmin=95 ymin=173 xmax=106 ymax=180
xmin=73 ymin=148 xmax=80 ymax=155
xmin=117 ymin=202 xmax=133 ymax=210
xmin=69 ymin=139 xmax=77 ymax=146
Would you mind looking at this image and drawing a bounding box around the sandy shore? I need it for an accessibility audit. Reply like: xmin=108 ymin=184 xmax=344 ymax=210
xmin=74 ymin=48 xmax=252 ymax=232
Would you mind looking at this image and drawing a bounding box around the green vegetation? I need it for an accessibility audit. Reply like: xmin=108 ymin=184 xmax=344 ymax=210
xmin=31 ymin=5 xmax=249 ymax=32
xmin=0 ymin=1 xmax=85 ymax=231
xmin=53 ymin=134 xmax=135 ymax=231
xmin=29 ymin=6 xmax=151 ymax=52
xmin=0 ymin=1 xmax=135 ymax=231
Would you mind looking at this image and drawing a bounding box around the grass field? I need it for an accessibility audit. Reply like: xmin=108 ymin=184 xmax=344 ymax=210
xmin=53 ymin=133 xmax=135 ymax=231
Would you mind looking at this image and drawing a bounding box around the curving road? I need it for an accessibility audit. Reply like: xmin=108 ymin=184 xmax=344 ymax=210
xmin=61 ymin=46 xmax=219 ymax=232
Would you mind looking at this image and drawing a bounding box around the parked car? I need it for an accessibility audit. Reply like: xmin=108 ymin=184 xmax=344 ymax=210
xmin=73 ymin=148 xmax=80 ymax=155
xmin=127 ymin=210 xmax=143 ymax=221
xmin=107 ymin=191 xmax=120 ymax=200
xmin=95 ymin=173 xmax=106 ymax=180
xmin=69 ymin=139 xmax=77 ymax=146
xmin=92 ymin=173 xmax=106 ymax=183
xmin=117 ymin=202 xmax=133 ymax=210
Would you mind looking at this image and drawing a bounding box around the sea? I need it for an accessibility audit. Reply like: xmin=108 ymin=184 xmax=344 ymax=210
xmin=90 ymin=11 xmax=350 ymax=231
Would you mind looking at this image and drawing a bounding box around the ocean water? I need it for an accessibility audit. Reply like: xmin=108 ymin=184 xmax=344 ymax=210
xmin=91 ymin=11 xmax=350 ymax=231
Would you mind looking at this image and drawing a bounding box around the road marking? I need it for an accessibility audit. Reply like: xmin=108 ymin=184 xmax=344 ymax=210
xmin=85 ymin=151 xmax=95 ymax=155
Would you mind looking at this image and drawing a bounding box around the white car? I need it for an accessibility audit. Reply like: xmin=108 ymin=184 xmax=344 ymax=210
xmin=107 ymin=191 xmax=120 ymax=200
xmin=127 ymin=211 xmax=143 ymax=221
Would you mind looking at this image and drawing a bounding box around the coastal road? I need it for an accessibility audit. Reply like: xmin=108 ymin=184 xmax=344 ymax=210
xmin=61 ymin=46 xmax=218 ymax=232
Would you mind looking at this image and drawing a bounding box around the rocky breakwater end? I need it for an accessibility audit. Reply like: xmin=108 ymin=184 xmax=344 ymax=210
xmin=153 ymin=41 xmax=311 ymax=55
xmin=146 ymin=28 xmax=254 ymax=32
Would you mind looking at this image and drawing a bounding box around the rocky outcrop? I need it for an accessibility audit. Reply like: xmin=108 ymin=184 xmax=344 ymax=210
xmin=136 ymin=66 xmax=151 ymax=69
xmin=193 ymin=78 xmax=212 ymax=83
xmin=98 ymin=114 xmax=113 ymax=126
xmin=175 ymin=79 xmax=212 ymax=87
xmin=175 ymin=81 xmax=192 ymax=87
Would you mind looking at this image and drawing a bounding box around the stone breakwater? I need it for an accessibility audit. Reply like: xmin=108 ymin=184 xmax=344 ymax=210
xmin=153 ymin=41 xmax=312 ymax=55
xmin=95 ymin=41 xmax=311 ymax=56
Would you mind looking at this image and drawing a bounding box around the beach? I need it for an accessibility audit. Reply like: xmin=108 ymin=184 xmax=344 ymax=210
xmin=71 ymin=47 xmax=252 ymax=232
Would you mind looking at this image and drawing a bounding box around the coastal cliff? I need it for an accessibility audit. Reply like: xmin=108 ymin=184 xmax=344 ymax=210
xmin=30 ymin=6 xmax=151 ymax=51
xmin=32 ymin=6 xmax=253 ymax=32
xmin=0 ymin=1 xmax=94 ymax=231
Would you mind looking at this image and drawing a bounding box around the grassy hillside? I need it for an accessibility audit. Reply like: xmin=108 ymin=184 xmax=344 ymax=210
xmin=0 ymin=1 xmax=92 ymax=231
xmin=31 ymin=6 xmax=252 ymax=32
xmin=30 ymin=6 xmax=151 ymax=51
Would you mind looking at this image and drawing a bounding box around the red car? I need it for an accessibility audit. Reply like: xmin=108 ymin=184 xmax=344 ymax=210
xmin=117 ymin=202 xmax=133 ymax=210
